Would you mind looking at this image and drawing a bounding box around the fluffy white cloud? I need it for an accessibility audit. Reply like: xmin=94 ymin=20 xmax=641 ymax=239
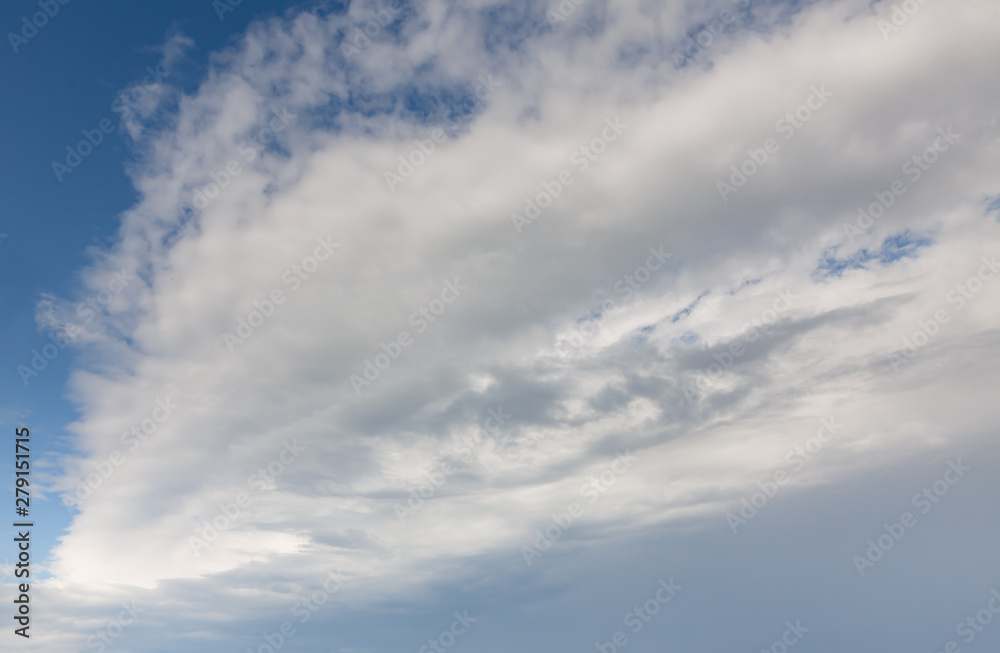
xmin=12 ymin=0 xmax=1000 ymax=650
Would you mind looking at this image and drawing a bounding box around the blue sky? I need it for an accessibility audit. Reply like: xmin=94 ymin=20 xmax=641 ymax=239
xmin=0 ymin=0 xmax=314 ymax=575
xmin=2 ymin=1 xmax=1000 ymax=652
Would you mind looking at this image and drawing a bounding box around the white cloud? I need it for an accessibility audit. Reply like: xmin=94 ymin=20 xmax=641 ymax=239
xmin=13 ymin=0 xmax=1000 ymax=650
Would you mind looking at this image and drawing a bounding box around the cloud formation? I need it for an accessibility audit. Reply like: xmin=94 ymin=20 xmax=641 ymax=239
xmin=10 ymin=0 xmax=1000 ymax=650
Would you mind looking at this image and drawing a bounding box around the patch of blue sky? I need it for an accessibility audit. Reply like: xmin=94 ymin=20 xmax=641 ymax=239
xmin=815 ymin=229 xmax=932 ymax=278
xmin=671 ymin=290 xmax=709 ymax=323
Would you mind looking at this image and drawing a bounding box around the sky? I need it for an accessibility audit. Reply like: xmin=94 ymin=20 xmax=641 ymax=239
xmin=1 ymin=0 xmax=999 ymax=651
